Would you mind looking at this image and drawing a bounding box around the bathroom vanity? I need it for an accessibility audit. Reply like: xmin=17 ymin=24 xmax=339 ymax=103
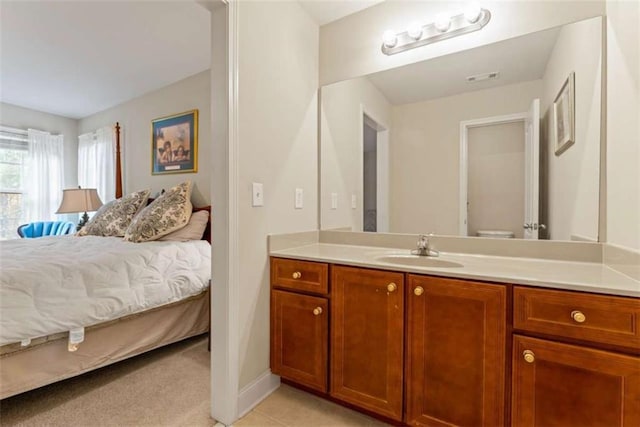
xmin=269 ymin=239 xmax=640 ymax=426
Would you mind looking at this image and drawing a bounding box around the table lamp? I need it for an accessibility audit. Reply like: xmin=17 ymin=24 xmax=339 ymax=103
xmin=56 ymin=187 xmax=103 ymax=231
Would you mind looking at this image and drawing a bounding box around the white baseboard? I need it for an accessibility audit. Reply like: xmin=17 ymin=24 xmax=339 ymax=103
xmin=237 ymin=371 xmax=280 ymax=418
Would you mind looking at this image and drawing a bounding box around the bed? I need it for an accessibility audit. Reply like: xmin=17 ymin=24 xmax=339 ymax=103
xmin=0 ymin=123 xmax=211 ymax=399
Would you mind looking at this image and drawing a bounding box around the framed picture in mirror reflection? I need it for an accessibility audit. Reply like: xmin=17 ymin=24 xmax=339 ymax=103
xmin=553 ymin=72 xmax=575 ymax=156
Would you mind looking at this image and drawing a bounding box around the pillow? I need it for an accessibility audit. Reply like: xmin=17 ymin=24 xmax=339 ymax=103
xmin=158 ymin=210 xmax=209 ymax=242
xmin=78 ymin=189 xmax=150 ymax=237
xmin=124 ymin=181 xmax=193 ymax=242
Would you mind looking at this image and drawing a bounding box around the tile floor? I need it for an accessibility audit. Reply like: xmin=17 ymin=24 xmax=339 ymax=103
xmin=234 ymin=384 xmax=390 ymax=426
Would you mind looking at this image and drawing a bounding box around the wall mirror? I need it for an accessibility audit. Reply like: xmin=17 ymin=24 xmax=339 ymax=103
xmin=320 ymin=16 xmax=602 ymax=242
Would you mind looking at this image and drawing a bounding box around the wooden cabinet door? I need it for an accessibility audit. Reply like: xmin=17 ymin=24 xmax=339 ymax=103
xmin=405 ymin=275 xmax=507 ymax=427
xmin=271 ymin=290 xmax=328 ymax=392
xmin=331 ymin=266 xmax=404 ymax=421
xmin=512 ymin=335 xmax=640 ymax=427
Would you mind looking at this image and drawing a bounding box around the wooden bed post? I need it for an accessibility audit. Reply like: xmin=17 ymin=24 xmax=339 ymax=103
xmin=115 ymin=122 xmax=123 ymax=199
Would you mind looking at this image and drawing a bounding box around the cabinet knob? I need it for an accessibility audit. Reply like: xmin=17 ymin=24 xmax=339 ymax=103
xmin=523 ymin=350 xmax=535 ymax=363
xmin=414 ymin=286 xmax=424 ymax=296
xmin=292 ymin=271 xmax=302 ymax=280
xmin=571 ymin=310 xmax=586 ymax=323
xmin=313 ymin=307 xmax=323 ymax=316
xmin=387 ymin=282 xmax=397 ymax=292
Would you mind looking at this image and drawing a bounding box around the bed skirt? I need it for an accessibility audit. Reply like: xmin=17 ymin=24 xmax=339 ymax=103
xmin=0 ymin=289 xmax=210 ymax=400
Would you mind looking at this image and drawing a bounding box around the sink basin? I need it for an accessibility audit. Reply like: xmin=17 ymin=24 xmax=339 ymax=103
xmin=376 ymin=254 xmax=463 ymax=268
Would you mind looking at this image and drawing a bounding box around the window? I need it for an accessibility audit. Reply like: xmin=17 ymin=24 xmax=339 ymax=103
xmin=0 ymin=126 xmax=64 ymax=240
xmin=78 ymin=126 xmax=115 ymax=203
xmin=0 ymin=127 xmax=28 ymax=240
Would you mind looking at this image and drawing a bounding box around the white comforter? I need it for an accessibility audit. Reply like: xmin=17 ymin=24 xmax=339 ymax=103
xmin=0 ymin=235 xmax=211 ymax=346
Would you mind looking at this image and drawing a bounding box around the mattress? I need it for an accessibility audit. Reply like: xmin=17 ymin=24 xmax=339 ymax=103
xmin=0 ymin=235 xmax=211 ymax=346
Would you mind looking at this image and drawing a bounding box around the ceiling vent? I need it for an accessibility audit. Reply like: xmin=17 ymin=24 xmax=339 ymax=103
xmin=466 ymin=71 xmax=500 ymax=83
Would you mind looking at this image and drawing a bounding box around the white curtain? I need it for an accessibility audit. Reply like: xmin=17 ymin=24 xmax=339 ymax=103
xmin=78 ymin=126 xmax=115 ymax=203
xmin=25 ymin=129 xmax=64 ymax=222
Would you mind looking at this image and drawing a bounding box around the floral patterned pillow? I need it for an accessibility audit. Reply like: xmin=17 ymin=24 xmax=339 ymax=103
xmin=124 ymin=181 xmax=193 ymax=243
xmin=78 ymin=189 xmax=150 ymax=237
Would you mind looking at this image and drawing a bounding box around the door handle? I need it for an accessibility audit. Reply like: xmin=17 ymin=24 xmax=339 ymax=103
xmin=524 ymin=223 xmax=546 ymax=231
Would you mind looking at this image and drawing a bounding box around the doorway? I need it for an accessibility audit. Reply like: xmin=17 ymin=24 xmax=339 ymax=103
xmin=363 ymin=119 xmax=377 ymax=231
xmin=459 ymin=99 xmax=540 ymax=239
xmin=361 ymin=112 xmax=389 ymax=233
xmin=467 ymin=121 xmax=525 ymax=238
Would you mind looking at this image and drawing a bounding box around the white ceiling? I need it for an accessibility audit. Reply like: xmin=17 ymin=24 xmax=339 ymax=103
xmin=367 ymin=26 xmax=561 ymax=105
xmin=298 ymin=0 xmax=385 ymax=26
xmin=0 ymin=1 xmax=210 ymax=119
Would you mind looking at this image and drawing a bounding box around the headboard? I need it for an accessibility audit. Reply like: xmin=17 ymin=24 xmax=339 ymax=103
xmin=115 ymin=124 xmax=210 ymax=244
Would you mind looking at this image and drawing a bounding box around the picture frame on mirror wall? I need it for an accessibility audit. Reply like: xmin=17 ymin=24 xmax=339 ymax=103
xmin=553 ymin=72 xmax=575 ymax=156
xmin=151 ymin=109 xmax=198 ymax=174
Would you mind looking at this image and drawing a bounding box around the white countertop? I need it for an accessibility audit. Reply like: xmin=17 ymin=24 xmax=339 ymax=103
xmin=270 ymin=243 xmax=640 ymax=298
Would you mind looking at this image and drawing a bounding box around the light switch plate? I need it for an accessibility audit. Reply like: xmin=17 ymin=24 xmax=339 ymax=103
xmin=351 ymin=194 xmax=357 ymax=209
xmin=331 ymin=193 xmax=338 ymax=210
xmin=252 ymin=182 xmax=264 ymax=207
xmin=295 ymin=188 xmax=303 ymax=209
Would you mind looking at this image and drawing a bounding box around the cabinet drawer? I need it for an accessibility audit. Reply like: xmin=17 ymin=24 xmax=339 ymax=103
xmin=514 ymin=286 xmax=640 ymax=350
xmin=271 ymin=258 xmax=329 ymax=295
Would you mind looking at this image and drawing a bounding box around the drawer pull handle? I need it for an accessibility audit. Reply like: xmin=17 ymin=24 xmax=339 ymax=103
xmin=313 ymin=307 xmax=323 ymax=316
xmin=387 ymin=283 xmax=397 ymax=292
xmin=523 ymin=350 xmax=535 ymax=363
xmin=292 ymin=271 xmax=302 ymax=280
xmin=571 ymin=310 xmax=586 ymax=323
xmin=414 ymin=286 xmax=424 ymax=296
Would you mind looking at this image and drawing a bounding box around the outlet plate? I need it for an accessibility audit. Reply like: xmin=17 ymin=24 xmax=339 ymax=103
xmin=331 ymin=193 xmax=338 ymax=210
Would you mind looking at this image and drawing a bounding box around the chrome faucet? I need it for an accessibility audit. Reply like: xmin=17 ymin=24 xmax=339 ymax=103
xmin=413 ymin=234 xmax=439 ymax=257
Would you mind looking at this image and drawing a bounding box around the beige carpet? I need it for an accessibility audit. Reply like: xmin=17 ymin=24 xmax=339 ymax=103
xmin=0 ymin=335 xmax=214 ymax=427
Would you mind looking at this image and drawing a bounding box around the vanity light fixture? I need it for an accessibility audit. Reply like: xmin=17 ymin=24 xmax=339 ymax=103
xmin=434 ymin=13 xmax=451 ymax=32
xmin=464 ymin=2 xmax=482 ymax=23
xmin=407 ymin=22 xmax=423 ymax=40
xmin=382 ymin=29 xmax=398 ymax=48
xmin=381 ymin=4 xmax=491 ymax=56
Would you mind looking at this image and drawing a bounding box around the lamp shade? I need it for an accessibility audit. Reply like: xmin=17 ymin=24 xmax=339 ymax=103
xmin=56 ymin=188 xmax=103 ymax=214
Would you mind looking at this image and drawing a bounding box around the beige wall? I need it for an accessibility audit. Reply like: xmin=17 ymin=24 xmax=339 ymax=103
xmin=320 ymin=1 xmax=605 ymax=85
xmin=606 ymin=0 xmax=640 ymax=250
xmin=541 ymin=17 xmax=602 ymax=242
xmin=468 ymin=122 xmax=525 ymax=238
xmin=236 ymin=0 xmax=319 ymax=388
xmin=390 ymin=79 xmax=542 ymax=234
xmin=0 ymin=102 xmax=78 ymax=190
xmin=78 ymin=71 xmax=211 ymax=206
xmin=320 ymin=77 xmax=391 ymax=231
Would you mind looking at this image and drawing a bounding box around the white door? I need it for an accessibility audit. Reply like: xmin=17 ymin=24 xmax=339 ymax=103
xmin=524 ymin=98 xmax=540 ymax=239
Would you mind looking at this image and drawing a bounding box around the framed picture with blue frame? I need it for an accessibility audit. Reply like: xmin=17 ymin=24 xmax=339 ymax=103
xmin=151 ymin=109 xmax=198 ymax=174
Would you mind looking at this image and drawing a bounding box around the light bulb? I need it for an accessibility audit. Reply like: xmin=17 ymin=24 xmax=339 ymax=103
xmin=382 ymin=30 xmax=398 ymax=48
xmin=464 ymin=2 xmax=482 ymax=23
xmin=407 ymin=22 xmax=423 ymax=40
xmin=434 ymin=13 xmax=451 ymax=32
